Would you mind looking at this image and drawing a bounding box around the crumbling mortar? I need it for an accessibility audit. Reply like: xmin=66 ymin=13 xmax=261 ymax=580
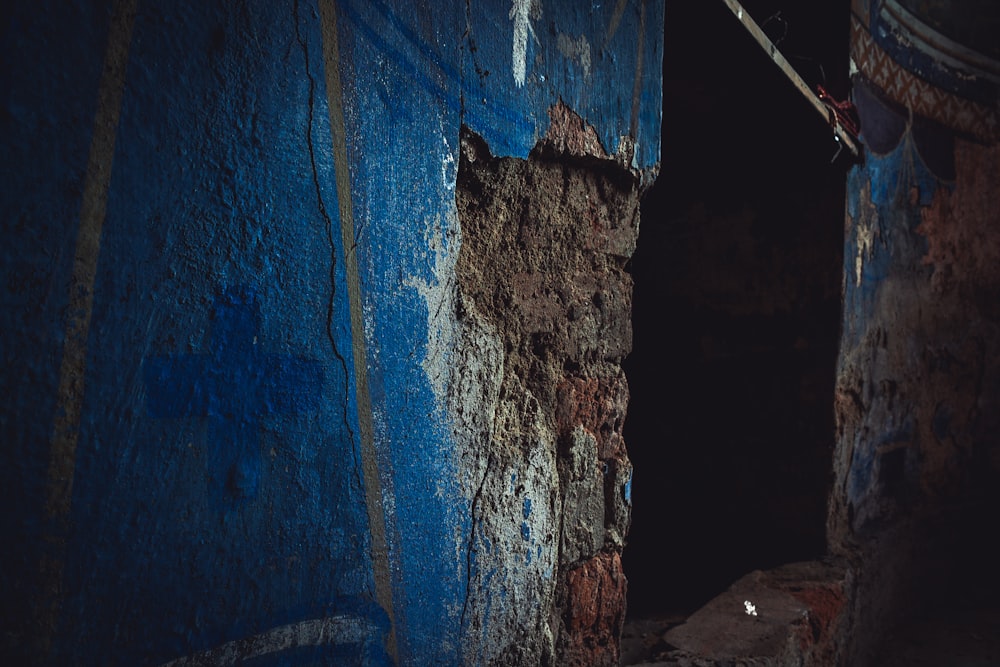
xmin=455 ymin=108 xmax=641 ymax=664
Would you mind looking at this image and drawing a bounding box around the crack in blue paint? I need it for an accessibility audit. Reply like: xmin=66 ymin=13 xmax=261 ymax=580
xmin=143 ymin=285 xmax=323 ymax=503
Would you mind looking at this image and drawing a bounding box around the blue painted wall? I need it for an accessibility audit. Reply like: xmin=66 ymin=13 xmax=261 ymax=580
xmin=829 ymin=4 xmax=1000 ymax=660
xmin=1 ymin=0 xmax=661 ymax=664
xmin=834 ymin=0 xmax=1000 ymax=539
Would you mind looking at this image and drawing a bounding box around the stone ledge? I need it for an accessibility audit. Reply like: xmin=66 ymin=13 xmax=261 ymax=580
xmin=634 ymin=561 xmax=848 ymax=667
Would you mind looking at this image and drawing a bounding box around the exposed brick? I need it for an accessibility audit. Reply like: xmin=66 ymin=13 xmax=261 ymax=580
xmin=455 ymin=104 xmax=641 ymax=664
xmin=555 ymin=374 xmax=629 ymax=461
xmin=559 ymin=551 xmax=628 ymax=667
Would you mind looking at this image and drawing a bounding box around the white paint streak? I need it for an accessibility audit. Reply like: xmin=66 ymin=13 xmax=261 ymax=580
xmin=510 ymin=0 xmax=537 ymax=87
xmin=441 ymin=133 xmax=457 ymax=195
xmin=404 ymin=210 xmax=459 ymax=405
xmin=158 ymin=615 xmax=377 ymax=666
xmin=402 ymin=200 xmax=470 ymax=594
xmin=855 ymin=184 xmax=880 ymax=286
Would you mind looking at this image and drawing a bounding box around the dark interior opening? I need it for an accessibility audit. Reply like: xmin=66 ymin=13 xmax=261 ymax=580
xmin=623 ymin=0 xmax=850 ymax=619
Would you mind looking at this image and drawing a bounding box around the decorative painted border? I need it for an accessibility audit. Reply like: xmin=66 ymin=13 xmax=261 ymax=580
xmin=851 ymin=15 xmax=999 ymax=141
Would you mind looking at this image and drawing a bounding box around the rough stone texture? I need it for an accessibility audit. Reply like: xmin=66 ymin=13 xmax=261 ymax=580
xmin=658 ymin=561 xmax=849 ymax=667
xmin=827 ymin=4 xmax=1000 ymax=661
xmin=0 ymin=1 xmax=663 ymax=662
xmin=454 ymin=102 xmax=642 ymax=665
xmin=558 ymin=551 xmax=629 ymax=666
xmin=556 ymin=374 xmax=629 ymax=462
xmin=559 ymin=427 xmax=606 ymax=565
xmin=829 ymin=135 xmax=1000 ymax=663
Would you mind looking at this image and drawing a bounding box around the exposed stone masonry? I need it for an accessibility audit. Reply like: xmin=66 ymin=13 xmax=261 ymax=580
xmin=454 ymin=103 xmax=643 ymax=665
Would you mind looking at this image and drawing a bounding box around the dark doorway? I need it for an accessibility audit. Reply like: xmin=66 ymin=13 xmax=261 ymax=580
xmin=623 ymin=0 xmax=850 ymax=618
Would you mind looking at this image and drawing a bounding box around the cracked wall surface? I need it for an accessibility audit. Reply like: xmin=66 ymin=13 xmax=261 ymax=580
xmin=1 ymin=1 xmax=662 ymax=663
xmin=453 ymin=104 xmax=641 ymax=665
xmin=830 ymin=135 xmax=1000 ymax=663
xmin=829 ymin=6 xmax=1000 ymax=661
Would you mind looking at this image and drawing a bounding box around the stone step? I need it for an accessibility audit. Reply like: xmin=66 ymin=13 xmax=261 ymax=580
xmin=624 ymin=561 xmax=848 ymax=666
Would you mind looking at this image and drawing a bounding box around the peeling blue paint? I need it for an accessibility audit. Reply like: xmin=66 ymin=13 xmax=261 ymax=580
xmin=1 ymin=0 xmax=662 ymax=663
xmin=842 ymin=135 xmax=948 ymax=513
xmin=335 ymin=1 xmax=660 ymax=662
xmin=337 ymin=0 xmax=662 ymax=168
xmin=842 ymin=138 xmax=940 ymax=348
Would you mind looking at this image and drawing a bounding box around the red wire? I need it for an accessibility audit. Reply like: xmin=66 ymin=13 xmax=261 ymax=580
xmin=816 ymin=84 xmax=860 ymax=139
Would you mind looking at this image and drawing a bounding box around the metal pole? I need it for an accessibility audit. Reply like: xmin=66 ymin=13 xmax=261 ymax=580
xmin=720 ymin=0 xmax=860 ymax=157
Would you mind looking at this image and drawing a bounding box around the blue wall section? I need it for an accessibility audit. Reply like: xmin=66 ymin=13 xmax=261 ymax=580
xmin=1 ymin=0 xmax=661 ymax=664
xmin=1 ymin=4 xmax=113 ymax=664
xmin=336 ymin=0 xmax=662 ymax=167
xmin=336 ymin=2 xmax=660 ymax=662
xmin=49 ymin=1 xmax=387 ymax=663
xmin=459 ymin=0 xmax=663 ymax=166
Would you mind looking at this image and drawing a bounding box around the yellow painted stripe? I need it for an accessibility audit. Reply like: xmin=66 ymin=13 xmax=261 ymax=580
xmin=315 ymin=1 xmax=399 ymax=662
xmin=39 ymin=0 xmax=138 ymax=653
xmin=603 ymin=0 xmax=631 ymax=49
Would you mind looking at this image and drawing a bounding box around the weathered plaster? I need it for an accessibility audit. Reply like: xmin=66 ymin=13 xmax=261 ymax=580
xmin=454 ymin=105 xmax=641 ymax=665
xmin=831 ymin=105 xmax=1000 ymax=666
xmin=1 ymin=1 xmax=661 ymax=664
